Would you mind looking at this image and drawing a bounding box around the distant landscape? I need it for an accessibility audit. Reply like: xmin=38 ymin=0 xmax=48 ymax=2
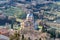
xmin=0 ymin=0 xmax=60 ymax=40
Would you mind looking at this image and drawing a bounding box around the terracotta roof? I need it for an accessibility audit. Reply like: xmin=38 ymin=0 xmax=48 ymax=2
xmin=0 ymin=28 xmax=9 ymax=36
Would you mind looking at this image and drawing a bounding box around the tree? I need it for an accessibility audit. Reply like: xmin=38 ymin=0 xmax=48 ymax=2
xmin=39 ymin=38 xmax=41 ymax=40
xmin=11 ymin=20 xmax=14 ymax=29
xmin=47 ymin=28 xmax=56 ymax=40
xmin=42 ymin=26 xmax=47 ymax=32
xmin=28 ymin=37 xmax=31 ymax=40
xmin=21 ymin=34 xmax=28 ymax=40
xmin=3 ymin=6 xmax=26 ymax=19
xmin=56 ymin=31 xmax=60 ymax=38
xmin=21 ymin=34 xmax=24 ymax=40
xmin=10 ymin=31 xmax=20 ymax=40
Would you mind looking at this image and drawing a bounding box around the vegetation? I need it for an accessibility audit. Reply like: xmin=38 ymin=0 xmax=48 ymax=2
xmin=9 ymin=31 xmax=27 ymax=40
xmin=47 ymin=28 xmax=56 ymax=40
xmin=11 ymin=19 xmax=14 ymax=29
xmin=57 ymin=32 xmax=60 ymax=38
xmin=1 ymin=6 xmax=26 ymax=19
xmin=0 ymin=0 xmax=60 ymax=40
xmin=10 ymin=31 xmax=20 ymax=40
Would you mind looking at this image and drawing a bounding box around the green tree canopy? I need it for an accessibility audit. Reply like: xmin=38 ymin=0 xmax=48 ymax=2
xmin=3 ymin=6 xmax=26 ymax=19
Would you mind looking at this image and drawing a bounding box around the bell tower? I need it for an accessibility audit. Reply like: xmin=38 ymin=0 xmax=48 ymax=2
xmin=26 ymin=10 xmax=34 ymax=27
xmin=21 ymin=9 xmax=34 ymax=29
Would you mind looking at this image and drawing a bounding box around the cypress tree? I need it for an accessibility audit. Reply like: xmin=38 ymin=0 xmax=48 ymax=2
xmin=21 ymin=34 xmax=24 ymax=40
xmin=28 ymin=37 xmax=31 ymax=40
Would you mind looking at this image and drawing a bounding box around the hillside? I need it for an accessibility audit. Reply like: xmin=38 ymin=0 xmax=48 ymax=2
xmin=0 ymin=0 xmax=60 ymax=20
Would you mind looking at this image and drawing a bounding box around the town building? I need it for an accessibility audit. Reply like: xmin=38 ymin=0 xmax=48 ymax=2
xmin=0 ymin=28 xmax=9 ymax=36
xmin=21 ymin=10 xmax=34 ymax=29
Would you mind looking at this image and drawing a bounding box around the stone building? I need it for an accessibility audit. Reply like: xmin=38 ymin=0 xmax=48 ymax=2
xmin=26 ymin=13 xmax=34 ymax=27
xmin=21 ymin=10 xmax=34 ymax=29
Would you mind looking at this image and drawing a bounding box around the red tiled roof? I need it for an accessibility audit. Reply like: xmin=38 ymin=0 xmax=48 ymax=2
xmin=0 ymin=28 xmax=9 ymax=36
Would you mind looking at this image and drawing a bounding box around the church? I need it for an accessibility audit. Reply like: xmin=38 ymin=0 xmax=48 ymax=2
xmin=21 ymin=10 xmax=34 ymax=29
